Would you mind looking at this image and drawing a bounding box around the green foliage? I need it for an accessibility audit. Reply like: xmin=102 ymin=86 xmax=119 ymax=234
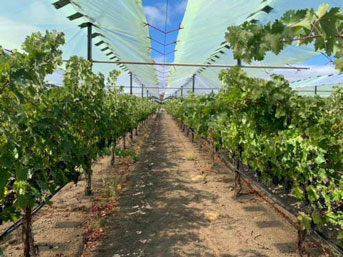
xmin=0 ymin=31 xmax=157 ymax=228
xmin=225 ymin=4 xmax=343 ymax=71
xmin=115 ymin=148 xmax=139 ymax=162
xmin=165 ymin=67 xmax=343 ymax=245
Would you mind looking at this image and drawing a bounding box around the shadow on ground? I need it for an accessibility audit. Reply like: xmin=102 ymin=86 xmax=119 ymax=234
xmin=92 ymin=112 xmax=219 ymax=257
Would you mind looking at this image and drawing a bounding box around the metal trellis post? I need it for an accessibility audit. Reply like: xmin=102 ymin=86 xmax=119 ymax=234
xmin=181 ymin=86 xmax=183 ymax=97
xmin=192 ymin=74 xmax=196 ymax=93
xmin=315 ymin=86 xmax=318 ymax=95
xmin=130 ymin=72 xmax=133 ymax=95
xmin=87 ymin=23 xmax=92 ymax=61
xmin=141 ymin=84 xmax=144 ymax=98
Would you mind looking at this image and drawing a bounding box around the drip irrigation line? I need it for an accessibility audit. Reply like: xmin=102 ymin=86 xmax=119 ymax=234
xmin=0 ymin=185 xmax=65 ymax=242
xmin=178 ymin=120 xmax=343 ymax=256
xmin=0 ymin=117 xmax=152 ymax=243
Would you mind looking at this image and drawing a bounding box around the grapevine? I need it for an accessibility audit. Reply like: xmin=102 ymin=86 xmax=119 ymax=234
xmin=165 ymin=66 xmax=343 ymax=247
xmin=225 ymin=4 xmax=343 ymax=71
xmin=0 ymin=31 xmax=157 ymax=257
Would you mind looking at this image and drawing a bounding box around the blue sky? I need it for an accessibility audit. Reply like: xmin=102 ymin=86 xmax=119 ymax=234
xmin=140 ymin=0 xmax=334 ymax=87
xmin=0 ymin=0 xmax=188 ymax=94
xmin=142 ymin=0 xmax=188 ymax=88
xmin=0 ymin=0 xmax=337 ymax=93
xmin=142 ymin=0 xmax=187 ymax=64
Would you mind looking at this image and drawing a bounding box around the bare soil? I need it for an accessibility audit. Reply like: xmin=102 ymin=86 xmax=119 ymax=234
xmin=0 ymin=116 xmax=154 ymax=257
xmin=0 ymin=111 xmax=330 ymax=257
xmin=84 ymin=111 xmax=327 ymax=257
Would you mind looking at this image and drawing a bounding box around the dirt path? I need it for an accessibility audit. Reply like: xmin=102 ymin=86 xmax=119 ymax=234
xmin=0 ymin=111 xmax=326 ymax=257
xmin=0 ymin=117 xmax=155 ymax=257
xmin=88 ymin=111 xmax=325 ymax=257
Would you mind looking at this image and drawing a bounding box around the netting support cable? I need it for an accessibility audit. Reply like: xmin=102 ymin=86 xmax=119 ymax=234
xmin=119 ymin=86 xmax=218 ymax=90
xmin=144 ymin=23 xmax=183 ymax=34
xmin=71 ymin=60 xmax=309 ymax=70
xmin=149 ymin=47 xmax=176 ymax=56
xmin=148 ymin=37 xmax=178 ymax=47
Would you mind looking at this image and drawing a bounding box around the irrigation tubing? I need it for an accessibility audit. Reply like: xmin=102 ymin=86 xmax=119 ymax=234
xmin=177 ymin=119 xmax=343 ymax=256
xmin=0 ymin=185 xmax=65 ymax=242
xmin=0 ymin=116 xmax=152 ymax=243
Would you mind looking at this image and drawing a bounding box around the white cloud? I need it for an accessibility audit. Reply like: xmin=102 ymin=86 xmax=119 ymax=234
xmin=0 ymin=1 xmax=77 ymax=50
xmin=143 ymin=0 xmax=188 ymax=26
xmin=0 ymin=15 xmax=40 ymax=49
xmin=259 ymin=64 xmax=338 ymax=82
xmin=144 ymin=6 xmax=166 ymax=25
xmin=175 ymin=0 xmax=188 ymax=14
xmin=26 ymin=1 xmax=67 ymax=25
xmin=153 ymin=56 xmax=166 ymax=63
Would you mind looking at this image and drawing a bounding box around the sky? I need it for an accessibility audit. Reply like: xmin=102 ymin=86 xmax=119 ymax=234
xmin=0 ymin=0 xmax=340 ymax=95
xmin=142 ymin=0 xmax=338 ymax=92
xmin=143 ymin=0 xmax=187 ymax=63
xmin=142 ymin=0 xmax=188 ymax=89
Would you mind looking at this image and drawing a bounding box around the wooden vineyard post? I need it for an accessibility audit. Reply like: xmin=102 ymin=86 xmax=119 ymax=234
xmin=298 ymin=227 xmax=308 ymax=257
xmin=111 ymin=139 xmax=117 ymax=166
xmin=234 ymin=148 xmax=243 ymax=196
xmin=22 ymin=207 xmax=37 ymax=257
xmin=111 ymin=149 xmax=115 ymax=166
xmin=208 ymin=128 xmax=215 ymax=163
xmin=85 ymin=155 xmax=92 ymax=196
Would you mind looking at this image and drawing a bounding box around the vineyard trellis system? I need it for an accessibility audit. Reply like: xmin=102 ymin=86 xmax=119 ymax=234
xmin=0 ymin=115 xmax=153 ymax=243
xmin=165 ymin=64 xmax=343 ymax=256
xmin=2 ymin=2 xmax=343 ymax=257
xmin=0 ymin=31 xmax=158 ymax=257
xmin=175 ymin=119 xmax=343 ymax=256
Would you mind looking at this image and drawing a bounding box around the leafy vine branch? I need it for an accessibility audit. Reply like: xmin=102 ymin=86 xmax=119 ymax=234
xmin=225 ymin=4 xmax=343 ymax=71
